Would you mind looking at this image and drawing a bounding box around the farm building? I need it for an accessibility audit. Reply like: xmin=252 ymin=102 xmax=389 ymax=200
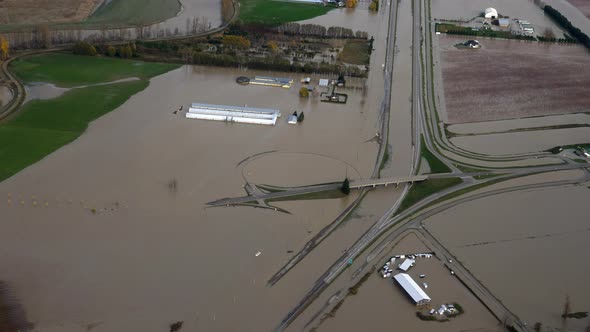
xmin=398 ymin=258 xmax=415 ymax=271
xmin=394 ymin=273 xmax=431 ymax=305
xmin=186 ymin=103 xmax=281 ymax=125
xmin=484 ymin=7 xmax=498 ymax=19
xmin=498 ymin=18 xmax=510 ymax=28
xmin=250 ymin=76 xmax=294 ymax=88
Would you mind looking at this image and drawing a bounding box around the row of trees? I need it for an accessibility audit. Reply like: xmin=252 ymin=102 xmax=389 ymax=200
xmin=543 ymin=5 xmax=590 ymax=49
xmin=175 ymin=47 xmax=365 ymax=77
xmin=276 ymin=23 xmax=369 ymax=39
xmin=72 ymin=41 xmax=137 ymax=58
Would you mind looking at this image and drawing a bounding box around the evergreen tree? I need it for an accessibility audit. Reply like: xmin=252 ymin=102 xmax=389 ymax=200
xmin=341 ymin=178 xmax=350 ymax=195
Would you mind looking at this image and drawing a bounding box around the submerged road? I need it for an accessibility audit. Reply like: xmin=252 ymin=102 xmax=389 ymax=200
xmin=274 ymin=0 xmax=590 ymax=330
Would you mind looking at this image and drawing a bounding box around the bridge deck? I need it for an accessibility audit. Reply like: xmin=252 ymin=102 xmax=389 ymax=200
xmin=350 ymin=175 xmax=428 ymax=188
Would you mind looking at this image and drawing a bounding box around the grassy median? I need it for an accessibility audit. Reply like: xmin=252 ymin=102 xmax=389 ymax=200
xmin=0 ymin=53 xmax=178 ymax=182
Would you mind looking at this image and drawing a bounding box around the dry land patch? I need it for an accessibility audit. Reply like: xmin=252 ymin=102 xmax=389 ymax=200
xmin=439 ymin=36 xmax=590 ymax=124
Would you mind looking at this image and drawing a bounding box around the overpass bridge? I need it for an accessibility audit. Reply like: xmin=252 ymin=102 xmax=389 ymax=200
xmin=349 ymin=175 xmax=429 ymax=189
xmin=207 ymin=175 xmax=430 ymax=207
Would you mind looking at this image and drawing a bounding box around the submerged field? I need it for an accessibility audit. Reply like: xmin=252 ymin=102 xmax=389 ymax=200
xmin=238 ymin=0 xmax=333 ymax=24
xmin=0 ymin=54 xmax=178 ymax=182
xmin=568 ymin=0 xmax=590 ymax=18
xmin=438 ymin=36 xmax=590 ymax=124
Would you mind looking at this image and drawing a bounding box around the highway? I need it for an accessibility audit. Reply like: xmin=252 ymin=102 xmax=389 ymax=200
xmin=273 ymin=0 xmax=590 ymax=330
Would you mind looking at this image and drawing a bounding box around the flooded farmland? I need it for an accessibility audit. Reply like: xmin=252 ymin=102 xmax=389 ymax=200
xmin=447 ymin=113 xmax=590 ymax=135
xmin=0 ymin=61 xmax=387 ymax=331
xmin=425 ymin=178 xmax=590 ymax=331
xmin=450 ymin=127 xmax=590 ymax=155
xmin=319 ymin=233 xmax=502 ymax=332
xmin=437 ymin=35 xmax=590 ymax=124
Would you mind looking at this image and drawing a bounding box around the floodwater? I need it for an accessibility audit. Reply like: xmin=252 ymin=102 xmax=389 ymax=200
xmin=431 ymin=0 xmax=565 ymax=34
xmin=0 ymin=85 xmax=13 ymax=107
xmin=447 ymin=113 xmax=590 ymax=135
xmin=545 ymin=0 xmax=590 ymax=35
xmin=24 ymin=78 xmax=140 ymax=103
xmin=5 ymin=0 xmax=222 ymax=48
xmin=297 ymin=3 xmax=381 ymax=36
xmin=320 ymin=233 xmax=502 ymax=332
xmin=450 ymin=127 xmax=590 ymax=155
xmin=24 ymin=83 xmax=70 ymax=103
xmin=424 ymin=178 xmax=590 ymax=331
xmin=0 ymin=62 xmax=386 ymax=331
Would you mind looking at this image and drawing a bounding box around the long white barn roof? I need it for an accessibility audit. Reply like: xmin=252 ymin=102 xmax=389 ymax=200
xmin=394 ymin=273 xmax=431 ymax=304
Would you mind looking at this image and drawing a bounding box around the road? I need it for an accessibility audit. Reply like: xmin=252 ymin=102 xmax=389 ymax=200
xmin=273 ymin=0 xmax=590 ymax=330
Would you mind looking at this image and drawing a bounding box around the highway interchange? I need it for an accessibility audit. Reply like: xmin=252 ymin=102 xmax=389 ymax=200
xmin=270 ymin=0 xmax=590 ymax=331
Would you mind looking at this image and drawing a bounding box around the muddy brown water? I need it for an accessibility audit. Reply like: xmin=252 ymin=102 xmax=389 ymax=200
xmin=0 ymin=63 xmax=387 ymax=331
xmin=447 ymin=113 xmax=590 ymax=135
xmin=450 ymin=127 xmax=590 ymax=155
xmin=297 ymin=3 xmax=381 ymax=35
xmin=320 ymin=233 xmax=502 ymax=332
xmin=0 ymin=86 xmax=13 ymax=107
xmin=425 ymin=172 xmax=590 ymax=331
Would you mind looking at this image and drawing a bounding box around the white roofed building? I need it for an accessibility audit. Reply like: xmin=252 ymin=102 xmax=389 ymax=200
xmin=484 ymin=7 xmax=498 ymax=19
xmin=398 ymin=258 xmax=415 ymax=271
xmin=394 ymin=273 xmax=431 ymax=305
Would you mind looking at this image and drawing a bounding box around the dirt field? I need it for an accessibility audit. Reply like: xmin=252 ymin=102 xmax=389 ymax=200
xmin=0 ymin=0 xmax=102 ymax=25
xmin=438 ymin=36 xmax=590 ymax=124
xmin=568 ymin=0 xmax=590 ymax=18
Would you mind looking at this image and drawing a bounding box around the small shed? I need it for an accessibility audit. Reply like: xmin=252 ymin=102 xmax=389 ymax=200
xmin=319 ymin=79 xmax=330 ymax=87
xmin=498 ymin=18 xmax=510 ymax=27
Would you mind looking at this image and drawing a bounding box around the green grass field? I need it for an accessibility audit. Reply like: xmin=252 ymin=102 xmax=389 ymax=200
xmin=10 ymin=53 xmax=177 ymax=87
xmin=239 ymin=0 xmax=333 ymax=25
xmin=0 ymin=54 xmax=179 ymax=182
xmin=86 ymin=0 xmax=181 ymax=26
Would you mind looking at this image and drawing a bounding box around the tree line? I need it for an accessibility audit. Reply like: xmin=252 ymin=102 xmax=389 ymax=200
xmin=186 ymin=51 xmax=365 ymax=77
xmin=543 ymin=5 xmax=590 ymax=49
xmin=275 ymin=23 xmax=369 ymax=39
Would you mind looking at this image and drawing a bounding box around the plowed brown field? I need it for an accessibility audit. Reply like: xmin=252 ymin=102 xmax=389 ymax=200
xmin=0 ymin=0 xmax=101 ymax=25
xmin=439 ymin=36 xmax=590 ymax=124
